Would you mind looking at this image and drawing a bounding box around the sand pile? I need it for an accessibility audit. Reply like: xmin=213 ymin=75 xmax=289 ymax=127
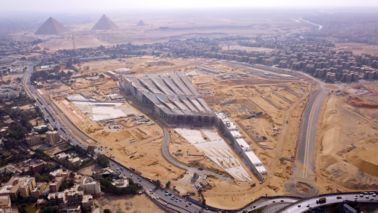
xmin=324 ymin=161 xmax=378 ymax=189
xmin=347 ymin=96 xmax=378 ymax=109
xmin=346 ymin=142 xmax=378 ymax=177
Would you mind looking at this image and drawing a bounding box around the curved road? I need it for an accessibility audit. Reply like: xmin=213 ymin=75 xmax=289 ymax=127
xmin=24 ymin=62 xmax=299 ymax=212
xmin=24 ymin=62 xmax=376 ymax=213
xmin=288 ymin=81 xmax=328 ymax=197
xmin=23 ymin=64 xmax=210 ymax=213
xmin=280 ymin=192 xmax=378 ymax=213
xmin=295 ymin=87 xmax=327 ymax=179
xmin=161 ymin=128 xmax=231 ymax=180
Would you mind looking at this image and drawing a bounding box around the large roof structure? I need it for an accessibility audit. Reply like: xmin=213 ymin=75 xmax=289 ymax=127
xmin=92 ymin=15 xmax=118 ymax=31
xmin=35 ymin=17 xmax=66 ymax=35
xmin=121 ymin=73 xmax=215 ymax=126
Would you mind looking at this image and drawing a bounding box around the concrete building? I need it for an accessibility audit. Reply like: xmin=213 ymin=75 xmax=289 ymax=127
xmin=217 ymin=113 xmax=267 ymax=182
xmin=0 ymin=176 xmax=36 ymax=200
xmin=18 ymin=177 xmax=36 ymax=198
xmin=0 ymin=195 xmax=12 ymax=213
xmin=111 ymin=178 xmax=129 ymax=189
xmin=120 ymin=73 xmax=215 ymax=127
xmin=48 ymin=186 xmax=93 ymax=212
xmin=81 ymin=177 xmax=101 ymax=195
xmin=46 ymin=131 xmax=60 ymax=144
xmin=26 ymin=133 xmax=45 ymax=146
xmin=0 ymin=84 xmax=22 ymax=101
xmin=49 ymin=169 xmax=69 ymax=193
xmin=49 ymin=177 xmax=64 ymax=193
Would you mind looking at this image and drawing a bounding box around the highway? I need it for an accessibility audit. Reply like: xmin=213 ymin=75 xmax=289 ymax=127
xmin=22 ymin=62 xmax=377 ymax=213
xmin=108 ymin=161 xmax=205 ymax=213
xmin=22 ymin=63 xmax=214 ymax=213
xmin=280 ymin=192 xmax=378 ymax=213
xmin=295 ymin=87 xmax=327 ymax=179
xmin=238 ymin=197 xmax=299 ymax=213
xmin=23 ymin=62 xmax=301 ymax=213
xmin=22 ymin=64 xmax=91 ymax=150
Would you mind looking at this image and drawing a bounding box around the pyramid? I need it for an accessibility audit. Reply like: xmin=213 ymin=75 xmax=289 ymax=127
xmin=137 ymin=20 xmax=145 ymax=26
xmin=35 ymin=17 xmax=66 ymax=35
xmin=92 ymin=15 xmax=118 ymax=30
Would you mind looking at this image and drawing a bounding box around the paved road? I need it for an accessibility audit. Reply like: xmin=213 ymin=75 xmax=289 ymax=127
xmin=23 ymin=62 xmax=377 ymax=213
xmin=23 ymin=64 xmax=91 ymax=150
xmin=295 ymin=87 xmax=327 ymax=179
xmin=286 ymin=81 xmax=328 ymax=197
xmin=280 ymin=192 xmax=378 ymax=213
xmin=238 ymin=197 xmax=299 ymax=213
xmin=161 ymin=128 xmax=231 ymax=181
xmin=22 ymin=63 xmax=216 ymax=213
xmin=109 ymin=161 xmax=207 ymax=213
xmin=23 ymin=63 xmax=304 ymax=213
xmin=262 ymin=203 xmax=293 ymax=213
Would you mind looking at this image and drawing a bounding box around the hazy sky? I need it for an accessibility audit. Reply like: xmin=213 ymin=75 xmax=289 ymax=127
xmin=2 ymin=0 xmax=378 ymax=12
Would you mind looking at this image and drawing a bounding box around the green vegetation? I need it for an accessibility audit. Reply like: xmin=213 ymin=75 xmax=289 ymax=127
xmin=152 ymin=179 xmax=161 ymax=189
xmin=0 ymin=95 xmax=38 ymax=148
xmin=30 ymin=69 xmax=72 ymax=83
xmin=39 ymin=206 xmax=59 ymax=213
xmin=0 ymin=172 xmax=12 ymax=183
xmin=251 ymin=208 xmax=263 ymax=213
xmin=0 ymin=149 xmax=30 ymax=167
xmin=18 ymin=204 xmax=38 ymax=213
xmin=165 ymin=181 xmax=171 ymax=189
xmin=96 ymin=154 xmax=109 ymax=168
xmin=34 ymin=172 xmax=50 ymax=182
xmin=59 ymin=178 xmax=74 ymax=191
xmin=7 ymin=122 xmax=28 ymax=141
xmin=99 ymin=177 xmax=142 ymax=195
xmin=31 ymin=162 xmax=58 ymax=182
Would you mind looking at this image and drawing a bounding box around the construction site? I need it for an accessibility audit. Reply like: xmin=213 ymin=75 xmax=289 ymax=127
xmin=119 ymin=71 xmax=268 ymax=184
xmin=119 ymin=73 xmax=215 ymax=127
xmin=31 ymin=55 xmax=376 ymax=209
xmin=315 ymin=82 xmax=378 ymax=192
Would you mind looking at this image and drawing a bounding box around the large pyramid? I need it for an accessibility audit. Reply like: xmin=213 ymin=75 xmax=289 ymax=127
xmin=137 ymin=20 xmax=145 ymax=26
xmin=35 ymin=17 xmax=66 ymax=35
xmin=92 ymin=15 xmax=118 ymax=30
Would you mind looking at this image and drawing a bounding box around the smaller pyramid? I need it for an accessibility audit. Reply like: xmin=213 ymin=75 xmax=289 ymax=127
xmin=35 ymin=17 xmax=66 ymax=35
xmin=92 ymin=15 xmax=118 ymax=30
xmin=137 ymin=20 xmax=145 ymax=26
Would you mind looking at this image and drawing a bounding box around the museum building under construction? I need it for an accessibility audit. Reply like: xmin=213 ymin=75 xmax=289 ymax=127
xmin=120 ymin=73 xmax=216 ymax=127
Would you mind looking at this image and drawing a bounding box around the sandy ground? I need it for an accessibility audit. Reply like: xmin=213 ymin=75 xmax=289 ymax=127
xmin=77 ymin=56 xmax=202 ymax=75
xmin=335 ymin=42 xmax=378 ymax=56
xmin=190 ymin=61 xmax=313 ymax=208
xmin=21 ymin=14 xmax=311 ymax=51
xmin=316 ymin=82 xmax=378 ymax=192
xmin=44 ymin=66 xmax=188 ymax=181
xmin=96 ymin=194 xmax=164 ymax=213
xmin=203 ymin=175 xmax=291 ymax=209
xmin=169 ymin=130 xmax=226 ymax=174
xmin=44 ymin=57 xmax=316 ymax=209
xmin=38 ymin=34 xmax=110 ymax=51
xmin=55 ymin=97 xmax=185 ymax=181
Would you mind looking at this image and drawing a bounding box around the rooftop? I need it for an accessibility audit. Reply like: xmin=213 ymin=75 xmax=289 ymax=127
xmin=122 ymin=73 xmax=213 ymax=117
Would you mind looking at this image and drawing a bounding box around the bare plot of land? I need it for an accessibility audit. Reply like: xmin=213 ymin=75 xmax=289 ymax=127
xmin=316 ymin=83 xmax=378 ymax=192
